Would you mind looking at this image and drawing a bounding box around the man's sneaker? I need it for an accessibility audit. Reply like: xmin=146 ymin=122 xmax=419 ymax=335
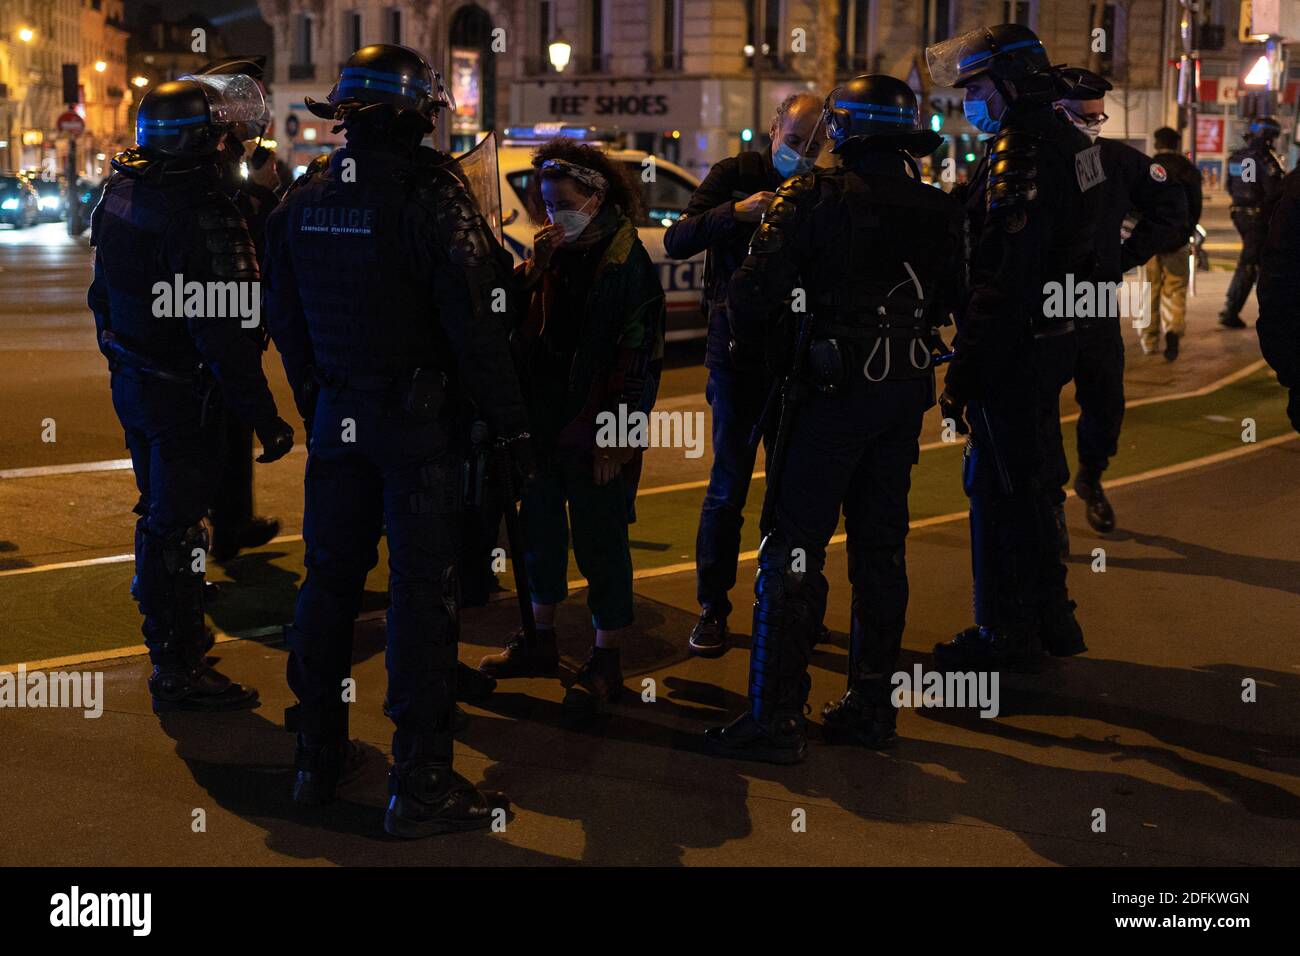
xmin=1163 ymin=331 xmax=1180 ymax=361
xmin=704 ymin=710 xmax=808 ymax=765
xmin=1073 ymin=472 xmax=1116 ymax=533
xmin=383 ymin=763 xmax=509 ymax=839
xmin=478 ymin=627 xmax=560 ymax=679
xmin=562 ymin=646 xmax=624 ymax=717
xmin=688 ymin=611 xmax=728 ymax=658
xmin=1218 ymin=313 xmax=1247 ymax=330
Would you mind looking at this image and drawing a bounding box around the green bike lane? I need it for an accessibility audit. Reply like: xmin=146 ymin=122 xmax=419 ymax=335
xmin=1 ymin=364 xmax=1292 ymax=668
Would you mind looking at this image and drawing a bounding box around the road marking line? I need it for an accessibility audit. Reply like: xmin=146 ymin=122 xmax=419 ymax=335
xmin=4 ymin=431 xmax=1293 ymax=671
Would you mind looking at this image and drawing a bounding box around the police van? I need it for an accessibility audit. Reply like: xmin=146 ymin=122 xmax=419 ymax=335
xmin=496 ymin=125 xmax=706 ymax=342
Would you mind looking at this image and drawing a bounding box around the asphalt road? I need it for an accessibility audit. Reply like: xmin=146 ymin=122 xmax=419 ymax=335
xmin=1 ymin=207 xmax=1297 ymax=867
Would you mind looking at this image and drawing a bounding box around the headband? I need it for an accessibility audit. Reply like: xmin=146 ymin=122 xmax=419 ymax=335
xmin=539 ymin=158 xmax=608 ymax=192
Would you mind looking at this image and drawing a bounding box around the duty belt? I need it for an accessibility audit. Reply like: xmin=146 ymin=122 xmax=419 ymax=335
xmin=1032 ymin=319 xmax=1076 ymax=340
xmin=101 ymin=330 xmax=201 ymax=386
xmin=1230 ymin=205 xmax=1263 ymax=215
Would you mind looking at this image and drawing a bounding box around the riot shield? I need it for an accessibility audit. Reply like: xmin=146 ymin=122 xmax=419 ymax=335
xmin=454 ymin=129 xmax=502 ymax=242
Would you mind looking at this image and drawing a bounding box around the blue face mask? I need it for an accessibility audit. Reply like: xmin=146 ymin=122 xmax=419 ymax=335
xmin=773 ymin=142 xmax=814 ymax=179
xmin=963 ymin=97 xmax=1002 ymax=135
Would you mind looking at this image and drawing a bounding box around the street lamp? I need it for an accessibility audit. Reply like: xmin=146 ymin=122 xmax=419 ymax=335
xmin=549 ymin=35 xmax=572 ymax=73
xmin=132 ymin=76 xmax=149 ymax=88
xmin=94 ymin=60 xmax=107 ymax=73
xmin=18 ymin=27 xmax=35 ymax=43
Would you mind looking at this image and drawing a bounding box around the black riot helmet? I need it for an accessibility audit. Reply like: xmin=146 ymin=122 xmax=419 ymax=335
xmin=927 ymin=23 xmax=1059 ymax=103
xmin=1247 ymin=115 xmax=1282 ymax=146
xmin=306 ymin=44 xmax=453 ymax=134
xmin=195 ymin=55 xmax=271 ymax=141
xmin=135 ymin=80 xmax=224 ymax=157
xmin=823 ymin=74 xmax=941 ymax=156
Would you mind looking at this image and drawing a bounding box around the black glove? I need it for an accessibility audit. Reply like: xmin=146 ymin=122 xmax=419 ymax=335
xmin=294 ymin=377 xmax=319 ymax=433
xmin=939 ymin=389 xmax=969 ymax=436
xmin=255 ymin=416 xmax=295 ymax=464
xmin=1289 ymin=388 xmax=1300 ymax=435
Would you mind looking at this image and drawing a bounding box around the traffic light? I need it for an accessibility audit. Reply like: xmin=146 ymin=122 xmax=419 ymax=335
xmin=1238 ymin=40 xmax=1285 ymax=118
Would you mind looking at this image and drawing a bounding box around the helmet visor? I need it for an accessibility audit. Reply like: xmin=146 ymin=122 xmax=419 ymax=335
xmin=925 ymin=29 xmax=995 ymax=88
xmin=181 ymin=73 xmax=269 ymax=137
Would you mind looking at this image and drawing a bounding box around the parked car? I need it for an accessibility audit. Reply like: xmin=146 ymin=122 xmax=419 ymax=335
xmin=0 ymin=175 xmax=40 ymax=229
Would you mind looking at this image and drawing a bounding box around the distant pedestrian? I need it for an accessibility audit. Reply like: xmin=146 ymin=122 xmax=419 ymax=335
xmin=1144 ymin=126 xmax=1203 ymax=357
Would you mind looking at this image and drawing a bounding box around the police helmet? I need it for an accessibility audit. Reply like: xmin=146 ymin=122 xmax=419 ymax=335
xmin=927 ymin=23 xmax=1053 ymax=93
xmin=824 ymin=74 xmax=942 ymax=156
xmin=1057 ymin=67 xmax=1113 ymax=101
xmin=1248 ymin=116 xmax=1282 ymax=144
xmin=136 ymin=80 xmax=226 ymax=157
xmin=307 ymin=44 xmax=452 ymax=130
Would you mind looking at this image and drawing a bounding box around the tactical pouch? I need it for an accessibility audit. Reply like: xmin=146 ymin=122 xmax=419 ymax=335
xmin=807 ymin=338 xmax=846 ymax=393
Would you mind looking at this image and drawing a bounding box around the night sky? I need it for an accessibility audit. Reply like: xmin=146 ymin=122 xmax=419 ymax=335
xmin=124 ymin=0 xmax=273 ymax=60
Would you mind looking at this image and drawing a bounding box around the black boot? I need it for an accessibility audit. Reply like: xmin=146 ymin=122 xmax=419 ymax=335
xmin=687 ymin=610 xmax=728 ymax=658
xmin=383 ymin=762 xmax=509 ymax=839
xmin=478 ymin=626 xmax=560 ymax=678
xmin=149 ymin=659 xmax=259 ymax=713
xmin=1218 ymin=312 xmax=1247 ymax=330
xmin=293 ymin=735 xmax=365 ymax=807
xmin=822 ymin=675 xmax=897 ymax=749
xmin=211 ymin=515 xmax=281 ymax=563
xmin=456 ymin=660 xmax=497 ymax=704
xmin=562 ymin=645 xmax=624 ymax=717
xmin=1073 ymin=470 xmax=1116 ymax=533
xmin=1163 ymin=331 xmax=1180 ymax=361
xmin=704 ymin=545 xmax=813 ymax=765
xmin=932 ymin=625 xmax=1042 ymax=673
xmin=1040 ymin=599 xmax=1088 ymax=657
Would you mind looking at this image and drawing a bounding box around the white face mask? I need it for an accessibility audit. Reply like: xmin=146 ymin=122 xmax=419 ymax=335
xmin=550 ymin=195 xmax=599 ymax=243
xmin=1059 ymin=105 xmax=1103 ymax=142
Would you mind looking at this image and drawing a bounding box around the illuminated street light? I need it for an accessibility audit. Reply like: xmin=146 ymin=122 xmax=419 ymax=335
xmin=94 ymin=61 xmax=107 ymax=73
xmin=18 ymin=27 xmax=35 ymax=43
xmin=548 ymin=36 xmax=572 ymax=73
xmin=132 ymin=76 xmax=149 ymax=88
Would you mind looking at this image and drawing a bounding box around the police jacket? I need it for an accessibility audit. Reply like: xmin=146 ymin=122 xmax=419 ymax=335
xmin=263 ymin=143 xmax=528 ymax=439
xmin=944 ymin=102 xmax=1103 ymax=404
xmin=1257 ymin=167 xmax=1300 ymax=392
xmin=664 ymin=148 xmax=778 ymax=370
xmin=1092 ymin=136 xmax=1188 ymax=280
xmin=727 ymin=149 xmax=964 ymax=387
xmin=1153 ymin=149 xmax=1203 ymax=235
xmin=1227 ymin=142 xmax=1284 ymax=213
xmin=87 ymin=148 xmax=280 ymax=432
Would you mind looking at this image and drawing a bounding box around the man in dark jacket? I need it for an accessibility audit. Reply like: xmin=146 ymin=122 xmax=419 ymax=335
xmin=1220 ymin=117 xmax=1285 ymax=329
xmin=663 ymin=91 xmax=823 ymax=658
xmin=1048 ymin=70 xmax=1187 ymax=542
xmin=1145 ymin=126 xmax=1203 ymax=357
xmin=1256 ymin=167 xmax=1300 ymax=435
xmin=89 ymin=77 xmax=295 ymax=713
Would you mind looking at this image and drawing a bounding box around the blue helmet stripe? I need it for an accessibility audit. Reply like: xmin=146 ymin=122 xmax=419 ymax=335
xmin=138 ymin=114 xmax=209 ymax=129
xmin=835 ymin=100 xmax=915 ymax=116
xmin=340 ymin=65 xmax=432 ymax=93
xmin=958 ymin=37 xmax=1043 ymax=71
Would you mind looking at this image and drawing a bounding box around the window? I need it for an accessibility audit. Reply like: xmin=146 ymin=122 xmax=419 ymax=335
xmin=294 ymin=14 xmax=313 ymax=65
xmin=923 ymin=0 xmax=951 ymax=45
xmin=764 ymin=0 xmax=781 ymax=60
xmin=538 ymin=1 xmax=552 ymax=67
xmin=661 ymin=0 xmax=679 ymax=68
xmin=1089 ymin=2 xmax=1117 ymax=77
xmin=387 ymin=8 xmax=402 ymax=45
xmin=638 ymin=164 xmax=696 ymax=227
xmin=591 ymin=0 xmax=604 ymax=61
xmin=1003 ymin=1 xmax=1031 ymax=26
xmin=346 ymin=11 xmax=361 ymax=55
xmin=838 ymin=0 xmax=870 ymax=71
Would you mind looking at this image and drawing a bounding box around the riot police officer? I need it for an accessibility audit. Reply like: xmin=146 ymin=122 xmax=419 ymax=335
xmin=1256 ymin=167 xmax=1300 ymax=434
xmin=926 ymin=24 xmax=1100 ymax=671
xmin=264 ymin=44 xmax=532 ymax=837
xmin=89 ymin=77 xmax=295 ymax=712
xmin=1221 ymin=116 xmax=1284 ymax=329
xmin=705 ymin=76 xmax=963 ymax=763
xmin=1049 ymin=67 xmax=1187 ymax=542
